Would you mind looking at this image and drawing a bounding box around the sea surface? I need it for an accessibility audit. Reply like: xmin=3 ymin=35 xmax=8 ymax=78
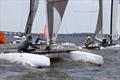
xmin=0 ymin=33 xmax=120 ymax=80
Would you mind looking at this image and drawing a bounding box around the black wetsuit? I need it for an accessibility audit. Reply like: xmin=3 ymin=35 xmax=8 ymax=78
xmin=18 ymin=40 xmax=37 ymax=52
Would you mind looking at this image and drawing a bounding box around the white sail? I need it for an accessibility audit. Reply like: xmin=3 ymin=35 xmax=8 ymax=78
xmin=52 ymin=7 xmax=61 ymax=42
xmin=46 ymin=0 xmax=68 ymax=46
xmin=95 ymin=0 xmax=103 ymax=43
xmin=112 ymin=0 xmax=120 ymax=40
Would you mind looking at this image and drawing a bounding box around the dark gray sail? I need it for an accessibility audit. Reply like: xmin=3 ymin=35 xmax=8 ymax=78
xmin=95 ymin=0 xmax=103 ymax=42
xmin=47 ymin=0 xmax=68 ymax=46
xmin=25 ymin=0 xmax=39 ymax=35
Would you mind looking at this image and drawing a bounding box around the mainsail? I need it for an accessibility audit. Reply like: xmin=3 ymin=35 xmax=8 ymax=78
xmin=46 ymin=0 xmax=68 ymax=46
xmin=95 ymin=0 xmax=103 ymax=43
xmin=25 ymin=0 xmax=39 ymax=35
xmin=111 ymin=0 xmax=120 ymax=40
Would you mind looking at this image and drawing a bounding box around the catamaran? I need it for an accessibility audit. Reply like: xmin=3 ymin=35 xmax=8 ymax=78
xmin=0 ymin=0 xmax=104 ymax=67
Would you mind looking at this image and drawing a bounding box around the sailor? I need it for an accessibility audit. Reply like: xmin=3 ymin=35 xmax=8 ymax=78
xmin=21 ymin=36 xmax=27 ymax=42
xmin=84 ymin=36 xmax=94 ymax=47
xmin=18 ymin=34 xmax=39 ymax=52
xmin=35 ymin=34 xmax=40 ymax=44
xmin=45 ymin=45 xmax=51 ymax=50
xmin=101 ymin=38 xmax=109 ymax=47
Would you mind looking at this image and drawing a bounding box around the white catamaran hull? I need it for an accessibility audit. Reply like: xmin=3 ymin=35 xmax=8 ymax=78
xmin=70 ymin=51 xmax=104 ymax=65
xmin=0 ymin=53 xmax=50 ymax=67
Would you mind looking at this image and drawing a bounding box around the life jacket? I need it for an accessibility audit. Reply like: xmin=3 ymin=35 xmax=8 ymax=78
xmin=87 ymin=38 xmax=91 ymax=44
xmin=0 ymin=32 xmax=7 ymax=44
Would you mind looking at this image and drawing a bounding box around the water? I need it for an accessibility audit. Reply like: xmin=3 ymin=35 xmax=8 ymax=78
xmin=0 ymin=34 xmax=120 ymax=80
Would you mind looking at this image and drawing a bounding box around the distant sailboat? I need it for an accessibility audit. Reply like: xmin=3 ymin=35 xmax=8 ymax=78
xmin=95 ymin=0 xmax=120 ymax=47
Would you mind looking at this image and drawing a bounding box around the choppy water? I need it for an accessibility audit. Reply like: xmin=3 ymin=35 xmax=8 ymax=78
xmin=0 ymin=34 xmax=120 ymax=80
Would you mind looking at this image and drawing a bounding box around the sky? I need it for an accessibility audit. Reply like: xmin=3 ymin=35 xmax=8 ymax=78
xmin=0 ymin=0 xmax=111 ymax=34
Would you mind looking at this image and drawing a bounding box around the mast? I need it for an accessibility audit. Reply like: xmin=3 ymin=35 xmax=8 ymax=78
xmin=25 ymin=0 xmax=39 ymax=35
xmin=110 ymin=0 xmax=113 ymax=45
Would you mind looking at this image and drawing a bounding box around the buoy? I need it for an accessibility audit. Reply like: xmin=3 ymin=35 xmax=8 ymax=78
xmin=0 ymin=32 xmax=7 ymax=44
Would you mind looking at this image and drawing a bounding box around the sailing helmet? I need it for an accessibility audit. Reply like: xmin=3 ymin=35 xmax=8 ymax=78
xmin=22 ymin=36 xmax=27 ymax=41
xmin=87 ymin=36 xmax=90 ymax=39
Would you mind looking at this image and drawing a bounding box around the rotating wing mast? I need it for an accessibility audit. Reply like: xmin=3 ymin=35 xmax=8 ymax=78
xmin=25 ymin=0 xmax=39 ymax=35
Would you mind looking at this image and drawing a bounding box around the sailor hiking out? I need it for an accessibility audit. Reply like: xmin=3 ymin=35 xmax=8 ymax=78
xmin=18 ymin=34 xmax=39 ymax=52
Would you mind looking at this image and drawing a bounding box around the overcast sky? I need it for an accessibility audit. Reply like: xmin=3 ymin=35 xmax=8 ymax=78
xmin=0 ymin=0 xmax=111 ymax=34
